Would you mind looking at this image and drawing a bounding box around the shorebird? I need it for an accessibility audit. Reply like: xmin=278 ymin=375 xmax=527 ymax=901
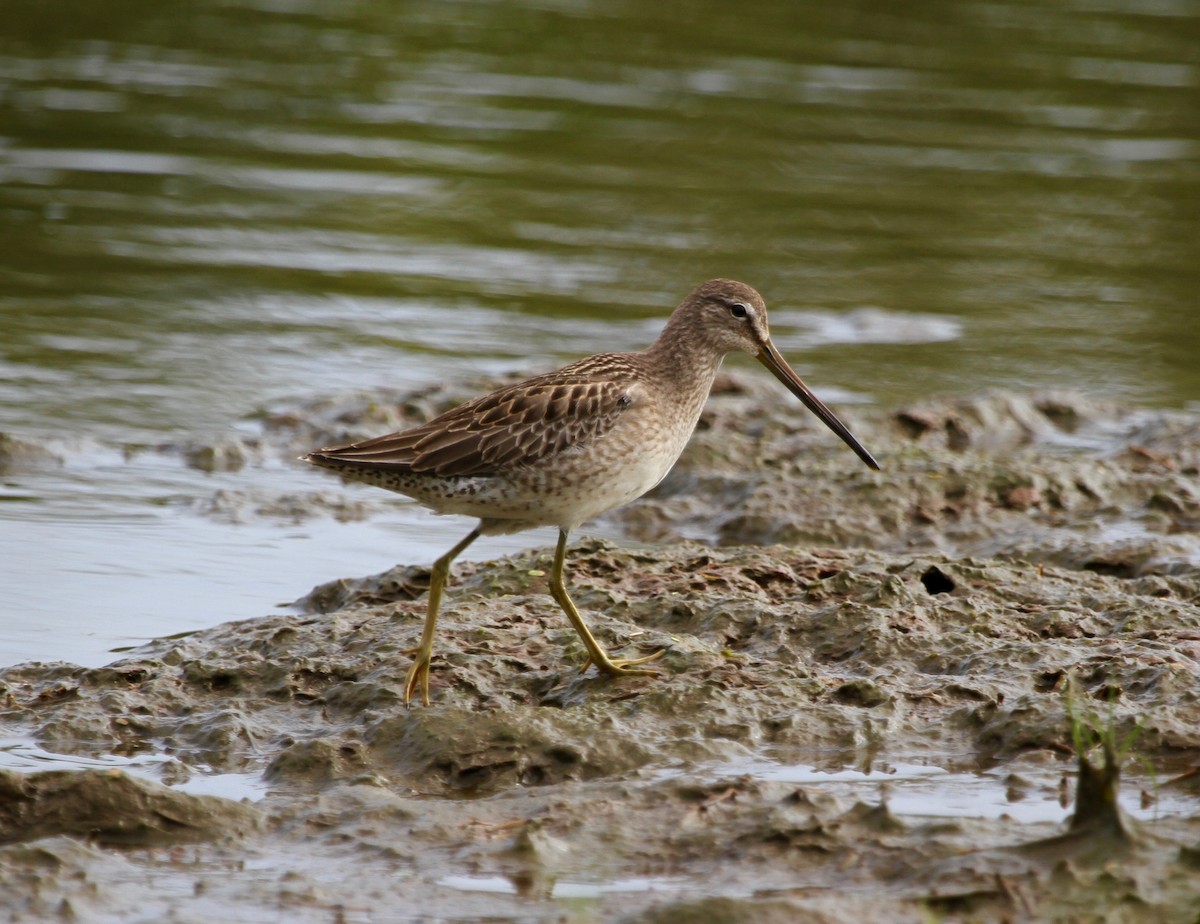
xmin=304 ymin=279 xmax=879 ymax=705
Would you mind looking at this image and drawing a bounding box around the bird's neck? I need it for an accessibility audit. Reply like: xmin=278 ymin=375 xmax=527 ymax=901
xmin=640 ymin=316 xmax=726 ymax=408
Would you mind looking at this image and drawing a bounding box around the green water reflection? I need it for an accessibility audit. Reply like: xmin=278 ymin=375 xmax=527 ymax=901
xmin=2 ymin=0 xmax=1198 ymax=447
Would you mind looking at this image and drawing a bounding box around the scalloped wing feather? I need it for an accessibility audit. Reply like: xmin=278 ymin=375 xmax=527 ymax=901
xmin=309 ymin=358 xmax=637 ymax=478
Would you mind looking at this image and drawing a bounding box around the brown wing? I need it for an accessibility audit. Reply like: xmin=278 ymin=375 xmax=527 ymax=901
xmin=307 ymin=356 xmax=637 ymax=477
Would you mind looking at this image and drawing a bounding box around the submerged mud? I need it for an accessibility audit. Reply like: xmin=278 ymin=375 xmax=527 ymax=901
xmin=3 ymin=380 xmax=1200 ymax=921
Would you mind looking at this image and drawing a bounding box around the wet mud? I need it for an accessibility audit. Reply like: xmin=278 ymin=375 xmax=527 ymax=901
xmin=3 ymin=379 xmax=1199 ymax=921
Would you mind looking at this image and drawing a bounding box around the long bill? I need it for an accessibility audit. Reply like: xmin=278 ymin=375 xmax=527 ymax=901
xmin=757 ymin=341 xmax=880 ymax=471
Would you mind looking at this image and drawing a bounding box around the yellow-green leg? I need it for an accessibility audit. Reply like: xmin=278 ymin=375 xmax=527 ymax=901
xmin=403 ymin=527 xmax=481 ymax=706
xmin=548 ymin=528 xmax=663 ymax=677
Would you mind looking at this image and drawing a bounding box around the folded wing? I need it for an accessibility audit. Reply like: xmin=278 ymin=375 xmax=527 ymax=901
xmin=307 ymin=361 xmax=636 ymax=478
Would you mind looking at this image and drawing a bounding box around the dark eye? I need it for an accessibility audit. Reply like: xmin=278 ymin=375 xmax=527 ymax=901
xmin=729 ymin=303 xmax=748 ymax=319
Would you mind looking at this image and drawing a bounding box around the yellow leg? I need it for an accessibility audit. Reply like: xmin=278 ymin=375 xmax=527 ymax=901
xmin=403 ymin=527 xmax=480 ymax=706
xmin=548 ymin=528 xmax=663 ymax=677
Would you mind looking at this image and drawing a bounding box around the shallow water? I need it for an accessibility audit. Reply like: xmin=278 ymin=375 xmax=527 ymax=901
xmin=2 ymin=0 xmax=1199 ymax=664
xmin=5 ymin=733 xmax=1190 ymax=919
xmin=0 ymin=738 xmax=270 ymax=803
xmin=439 ymin=873 xmax=695 ymax=900
xmin=3 ymin=735 xmax=1186 ymax=830
xmin=695 ymin=756 xmax=1191 ymax=825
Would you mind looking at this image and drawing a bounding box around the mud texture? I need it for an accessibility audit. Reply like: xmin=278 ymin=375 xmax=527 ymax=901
xmin=3 ymin=379 xmax=1200 ymax=922
xmin=0 ymin=768 xmax=262 ymax=846
xmin=0 ymin=431 xmax=62 ymax=474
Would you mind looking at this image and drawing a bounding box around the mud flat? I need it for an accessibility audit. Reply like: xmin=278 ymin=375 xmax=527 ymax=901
xmin=3 ymin=380 xmax=1199 ymax=922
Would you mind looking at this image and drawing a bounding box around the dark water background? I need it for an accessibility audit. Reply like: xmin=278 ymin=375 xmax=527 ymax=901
xmin=2 ymin=0 xmax=1198 ymax=665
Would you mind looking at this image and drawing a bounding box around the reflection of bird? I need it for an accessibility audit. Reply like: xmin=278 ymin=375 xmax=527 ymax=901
xmin=304 ymin=279 xmax=879 ymax=704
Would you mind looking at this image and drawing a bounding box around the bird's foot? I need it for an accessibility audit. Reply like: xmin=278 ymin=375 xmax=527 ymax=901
xmin=403 ymin=650 xmax=434 ymax=707
xmin=582 ymin=647 xmax=665 ymax=677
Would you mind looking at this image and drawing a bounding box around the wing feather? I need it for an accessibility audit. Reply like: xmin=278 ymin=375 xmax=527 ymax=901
xmin=306 ymin=356 xmax=638 ymax=478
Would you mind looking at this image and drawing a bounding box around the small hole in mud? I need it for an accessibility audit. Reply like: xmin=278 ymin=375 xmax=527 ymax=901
xmin=895 ymin=411 xmax=936 ymax=438
xmin=1094 ymin=682 xmax=1124 ymax=700
xmin=521 ymin=765 xmax=547 ymax=785
xmin=920 ymin=566 xmax=955 ymax=595
xmin=453 ymin=764 xmax=500 ymax=788
xmin=547 ymin=746 xmax=579 ymax=766
xmin=1037 ymin=399 xmax=1080 ymax=431
xmin=832 ymin=679 xmax=887 ymax=708
xmin=945 ymin=418 xmax=970 ymax=450
xmin=1083 ymin=559 xmax=1136 ymax=578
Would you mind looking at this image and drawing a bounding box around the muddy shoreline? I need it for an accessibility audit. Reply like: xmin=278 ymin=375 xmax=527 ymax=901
xmin=3 ymin=380 xmax=1199 ymax=921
